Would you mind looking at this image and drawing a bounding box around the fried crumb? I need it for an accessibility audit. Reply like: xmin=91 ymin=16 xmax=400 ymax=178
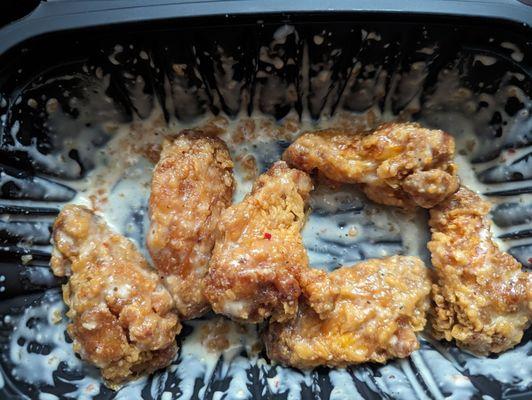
xmin=238 ymin=154 xmax=258 ymax=180
xmin=103 ymin=122 xmax=120 ymax=134
xmin=51 ymin=309 xmax=63 ymax=324
xmin=89 ymin=195 xmax=99 ymax=211
xmin=46 ymin=98 xmax=59 ymax=114
xmin=172 ymin=64 xmax=187 ymax=76
xmin=200 ymin=318 xmax=231 ymax=352
xmin=233 ymin=119 xmax=256 ymax=143
xmin=142 ymin=143 xmax=162 ymax=163
xmin=259 ymin=119 xmax=276 ymax=138
xmin=279 ymin=116 xmax=300 ymax=138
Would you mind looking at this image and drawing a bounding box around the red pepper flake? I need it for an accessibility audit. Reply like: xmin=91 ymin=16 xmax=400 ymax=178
xmin=264 ymin=232 xmax=272 ymax=240
xmin=528 ymin=257 xmax=532 ymax=264
xmin=508 ymin=148 xmax=516 ymax=154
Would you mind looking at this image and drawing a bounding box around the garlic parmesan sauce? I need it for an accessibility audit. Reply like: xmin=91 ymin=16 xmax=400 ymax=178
xmin=0 ymin=24 xmax=530 ymax=400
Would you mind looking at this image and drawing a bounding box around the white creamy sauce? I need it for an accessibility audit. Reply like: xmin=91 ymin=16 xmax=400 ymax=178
xmin=500 ymin=42 xmax=524 ymax=63
xmin=462 ymin=341 xmax=532 ymax=389
xmin=413 ymin=342 xmax=477 ymax=400
xmin=328 ymin=370 xmax=363 ymax=400
xmin=0 ymin=27 xmax=530 ymax=400
xmin=21 ymin=266 xmax=57 ymax=287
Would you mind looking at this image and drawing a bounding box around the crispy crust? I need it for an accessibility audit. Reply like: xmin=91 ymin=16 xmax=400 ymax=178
xmin=283 ymin=122 xmax=459 ymax=208
xmin=147 ymin=132 xmax=234 ymax=319
xmin=204 ymin=161 xmax=313 ymax=323
xmin=51 ymin=205 xmax=180 ymax=388
xmin=428 ymin=187 xmax=532 ymax=355
xmin=264 ymin=256 xmax=432 ymax=368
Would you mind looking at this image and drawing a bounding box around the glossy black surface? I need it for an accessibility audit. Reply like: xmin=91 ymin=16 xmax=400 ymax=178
xmin=0 ymin=10 xmax=530 ymax=400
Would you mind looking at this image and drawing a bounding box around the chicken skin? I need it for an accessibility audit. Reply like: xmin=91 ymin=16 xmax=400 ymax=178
xmin=147 ymin=132 xmax=234 ymax=319
xmin=428 ymin=187 xmax=531 ymax=355
xmin=283 ymin=122 xmax=459 ymax=209
xmin=264 ymin=256 xmax=432 ymax=369
xmin=51 ymin=205 xmax=180 ymax=388
xmin=204 ymin=161 xmax=313 ymax=323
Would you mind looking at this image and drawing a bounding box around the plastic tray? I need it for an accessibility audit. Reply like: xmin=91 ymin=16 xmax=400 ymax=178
xmin=0 ymin=1 xmax=531 ymax=399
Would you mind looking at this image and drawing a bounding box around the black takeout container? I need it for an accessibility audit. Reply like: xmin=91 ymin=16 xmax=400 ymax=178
xmin=0 ymin=1 xmax=531 ymax=399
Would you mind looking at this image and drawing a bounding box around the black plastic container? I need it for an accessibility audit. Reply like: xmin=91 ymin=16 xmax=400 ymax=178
xmin=0 ymin=1 xmax=531 ymax=399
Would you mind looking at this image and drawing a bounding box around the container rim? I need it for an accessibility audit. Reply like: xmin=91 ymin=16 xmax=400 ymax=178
xmin=0 ymin=0 xmax=531 ymax=56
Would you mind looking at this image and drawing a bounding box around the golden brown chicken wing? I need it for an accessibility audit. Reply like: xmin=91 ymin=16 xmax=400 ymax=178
xmin=204 ymin=161 xmax=313 ymax=323
xmin=51 ymin=205 xmax=181 ymax=388
xmin=428 ymin=187 xmax=531 ymax=355
xmin=283 ymin=122 xmax=459 ymax=208
xmin=147 ymin=132 xmax=235 ymax=319
xmin=263 ymin=256 xmax=432 ymax=369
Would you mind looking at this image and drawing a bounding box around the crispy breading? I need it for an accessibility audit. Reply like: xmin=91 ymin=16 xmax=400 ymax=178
xmin=204 ymin=161 xmax=313 ymax=323
xmin=428 ymin=187 xmax=532 ymax=355
xmin=283 ymin=122 xmax=459 ymax=208
xmin=263 ymin=256 xmax=432 ymax=368
xmin=51 ymin=205 xmax=180 ymax=388
xmin=147 ymin=133 xmax=234 ymax=319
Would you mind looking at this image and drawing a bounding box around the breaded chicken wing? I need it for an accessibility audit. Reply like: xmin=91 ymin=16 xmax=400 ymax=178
xmin=148 ymin=133 xmax=234 ymax=319
xmin=283 ymin=122 xmax=459 ymax=208
xmin=264 ymin=256 xmax=432 ymax=368
xmin=51 ymin=205 xmax=180 ymax=388
xmin=428 ymin=187 xmax=531 ymax=355
xmin=204 ymin=161 xmax=313 ymax=323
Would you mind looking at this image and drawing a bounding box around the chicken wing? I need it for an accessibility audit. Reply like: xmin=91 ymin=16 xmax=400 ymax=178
xmin=283 ymin=122 xmax=459 ymax=208
xmin=428 ymin=187 xmax=531 ymax=355
xmin=204 ymin=161 xmax=313 ymax=323
xmin=147 ymin=132 xmax=235 ymax=319
xmin=51 ymin=205 xmax=180 ymax=388
xmin=263 ymin=256 xmax=432 ymax=368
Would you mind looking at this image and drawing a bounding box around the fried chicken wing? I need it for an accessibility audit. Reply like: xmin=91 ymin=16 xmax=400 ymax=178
xmin=283 ymin=122 xmax=459 ymax=208
xmin=264 ymin=256 xmax=432 ymax=368
xmin=428 ymin=187 xmax=532 ymax=355
xmin=147 ymin=133 xmax=234 ymax=319
xmin=51 ymin=205 xmax=181 ymax=388
xmin=204 ymin=161 xmax=313 ymax=323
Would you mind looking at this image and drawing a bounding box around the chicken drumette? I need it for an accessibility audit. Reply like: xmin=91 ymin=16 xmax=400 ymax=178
xmin=147 ymin=132 xmax=235 ymax=319
xmin=264 ymin=256 xmax=432 ymax=368
xmin=51 ymin=205 xmax=181 ymax=388
xmin=204 ymin=161 xmax=313 ymax=323
xmin=428 ymin=187 xmax=531 ymax=355
xmin=283 ymin=122 xmax=459 ymax=209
